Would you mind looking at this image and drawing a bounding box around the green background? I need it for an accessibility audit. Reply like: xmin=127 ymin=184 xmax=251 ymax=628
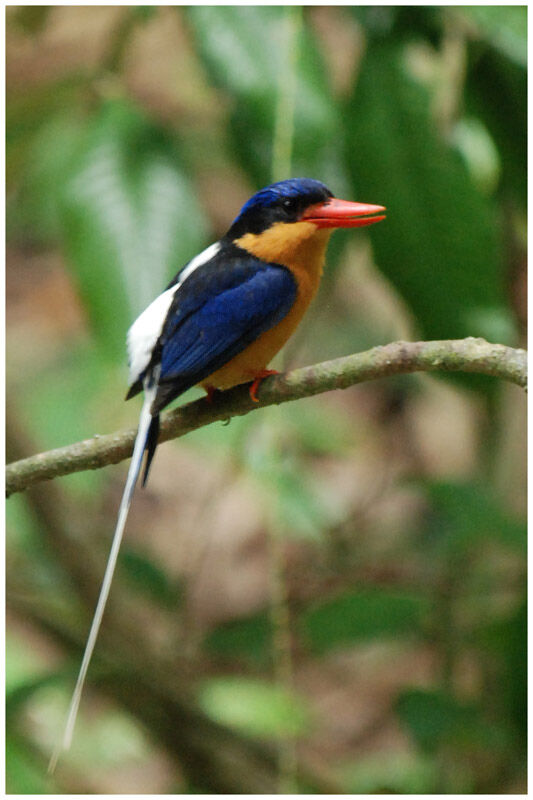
xmin=6 ymin=6 xmax=526 ymax=794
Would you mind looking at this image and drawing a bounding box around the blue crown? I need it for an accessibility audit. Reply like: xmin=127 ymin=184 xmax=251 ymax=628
xmin=235 ymin=178 xmax=331 ymax=220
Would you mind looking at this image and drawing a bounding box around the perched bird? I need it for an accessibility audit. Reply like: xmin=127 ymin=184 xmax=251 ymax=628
xmin=50 ymin=177 xmax=385 ymax=768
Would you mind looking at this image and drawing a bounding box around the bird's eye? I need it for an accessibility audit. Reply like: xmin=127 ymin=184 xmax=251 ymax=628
xmin=282 ymin=198 xmax=300 ymax=216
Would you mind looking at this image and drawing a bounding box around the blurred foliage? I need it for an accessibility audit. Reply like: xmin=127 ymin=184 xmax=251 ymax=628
xmin=186 ymin=6 xmax=347 ymax=191
xmin=6 ymin=5 xmax=526 ymax=794
xmin=301 ymin=588 xmax=430 ymax=653
xmin=198 ymin=676 xmax=311 ymax=739
xmin=347 ymin=42 xmax=507 ymax=349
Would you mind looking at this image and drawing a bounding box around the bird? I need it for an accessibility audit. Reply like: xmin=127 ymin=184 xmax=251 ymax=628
xmin=49 ymin=177 xmax=385 ymax=769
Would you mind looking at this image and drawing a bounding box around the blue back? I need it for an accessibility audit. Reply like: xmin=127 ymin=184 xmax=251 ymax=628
xmin=148 ymin=247 xmax=298 ymax=413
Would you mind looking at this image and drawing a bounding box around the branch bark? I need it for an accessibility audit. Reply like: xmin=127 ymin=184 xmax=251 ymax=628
xmin=6 ymin=338 xmax=527 ymax=497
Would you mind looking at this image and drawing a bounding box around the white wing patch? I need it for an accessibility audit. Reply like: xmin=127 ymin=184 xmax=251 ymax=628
xmin=127 ymin=286 xmax=177 ymax=385
xmin=126 ymin=241 xmax=221 ymax=385
xmin=176 ymin=241 xmax=221 ymax=286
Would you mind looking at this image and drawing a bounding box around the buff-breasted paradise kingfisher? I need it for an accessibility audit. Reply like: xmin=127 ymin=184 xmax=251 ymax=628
xmin=50 ymin=177 xmax=385 ymax=769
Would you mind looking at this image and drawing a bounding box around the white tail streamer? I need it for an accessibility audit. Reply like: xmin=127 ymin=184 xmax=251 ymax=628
xmin=48 ymin=382 xmax=156 ymax=773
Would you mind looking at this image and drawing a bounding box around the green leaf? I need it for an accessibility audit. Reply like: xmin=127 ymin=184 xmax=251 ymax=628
xmin=6 ymin=493 xmax=42 ymax=549
xmin=17 ymin=341 xmax=112 ymax=497
xmin=60 ymin=99 xmax=209 ymax=360
xmin=450 ymin=117 xmax=500 ymax=196
xmin=395 ymin=688 xmax=503 ymax=756
xmin=121 ymin=547 xmax=183 ymax=608
xmin=6 ymin=672 xmax=60 ymax=718
xmin=6 ymin=632 xmax=56 ymax=695
xmin=350 ymin=6 xmax=443 ymax=42
xmin=244 ymin=422 xmax=344 ymax=541
xmin=342 ymin=751 xmax=437 ymax=794
xmin=7 ymin=83 xmax=87 ymax=243
xmin=476 ymin=599 xmax=526 ymax=742
xmin=301 ymin=589 xmax=429 ymax=653
xmin=11 ymin=6 xmax=52 ymax=34
xmin=466 ymin=47 xmax=526 ymax=205
xmin=270 ymin=466 xmax=333 ymax=541
xmin=198 ymin=677 xmax=310 ymax=739
xmin=346 ymin=44 xmax=512 ymax=357
xmin=423 ymin=480 xmax=526 ymax=553
xmin=279 ymin=401 xmax=357 ymax=455
xmin=186 ymin=7 xmax=346 ymax=188
xmin=6 ymin=734 xmax=53 ymax=794
xmin=460 ymin=6 xmax=527 ymax=67
xmin=204 ymin=612 xmax=271 ymax=664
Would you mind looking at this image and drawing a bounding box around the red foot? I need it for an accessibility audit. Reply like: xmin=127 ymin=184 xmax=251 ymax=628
xmin=205 ymin=385 xmax=216 ymax=404
xmin=249 ymin=370 xmax=279 ymax=403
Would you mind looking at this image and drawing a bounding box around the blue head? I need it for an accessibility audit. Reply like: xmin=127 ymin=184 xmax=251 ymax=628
xmin=227 ymin=178 xmax=333 ymax=238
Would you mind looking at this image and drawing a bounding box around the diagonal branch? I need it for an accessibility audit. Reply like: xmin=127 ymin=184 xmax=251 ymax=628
xmin=6 ymin=338 xmax=527 ymax=497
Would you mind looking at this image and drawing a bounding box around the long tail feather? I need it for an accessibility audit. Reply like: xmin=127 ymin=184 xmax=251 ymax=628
xmin=48 ymin=383 xmax=156 ymax=773
xmin=142 ymin=413 xmax=160 ymax=487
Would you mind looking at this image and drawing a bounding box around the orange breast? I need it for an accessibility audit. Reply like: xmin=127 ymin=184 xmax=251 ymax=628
xmin=201 ymin=222 xmax=332 ymax=390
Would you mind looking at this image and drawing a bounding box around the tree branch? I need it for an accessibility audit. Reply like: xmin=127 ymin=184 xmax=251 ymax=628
xmin=6 ymin=338 xmax=526 ymax=497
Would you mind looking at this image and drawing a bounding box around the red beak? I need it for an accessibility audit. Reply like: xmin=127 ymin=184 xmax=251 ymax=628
xmin=301 ymin=197 xmax=386 ymax=229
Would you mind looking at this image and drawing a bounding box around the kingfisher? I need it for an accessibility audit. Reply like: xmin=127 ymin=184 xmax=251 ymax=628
xmin=50 ymin=178 xmax=385 ymax=768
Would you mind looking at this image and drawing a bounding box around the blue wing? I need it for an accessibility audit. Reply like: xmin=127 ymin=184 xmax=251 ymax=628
xmin=151 ymin=249 xmax=297 ymax=412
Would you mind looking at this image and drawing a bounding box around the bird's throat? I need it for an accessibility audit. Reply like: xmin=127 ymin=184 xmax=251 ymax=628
xmin=205 ymin=222 xmax=332 ymax=392
xmin=235 ymin=221 xmax=332 ymax=280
